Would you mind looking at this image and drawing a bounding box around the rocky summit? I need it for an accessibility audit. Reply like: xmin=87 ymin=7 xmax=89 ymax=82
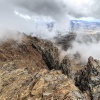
xmin=0 ymin=33 xmax=100 ymax=100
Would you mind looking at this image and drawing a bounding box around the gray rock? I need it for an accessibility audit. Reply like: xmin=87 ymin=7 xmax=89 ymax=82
xmin=32 ymin=39 xmax=60 ymax=70
xmin=59 ymin=56 xmax=72 ymax=78
xmin=75 ymin=56 xmax=100 ymax=100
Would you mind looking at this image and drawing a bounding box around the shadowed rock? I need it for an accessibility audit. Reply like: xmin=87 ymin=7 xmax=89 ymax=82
xmin=75 ymin=56 xmax=100 ymax=100
xmin=59 ymin=56 xmax=72 ymax=78
xmin=32 ymin=39 xmax=59 ymax=70
xmin=32 ymin=38 xmax=73 ymax=78
xmin=0 ymin=33 xmax=94 ymax=99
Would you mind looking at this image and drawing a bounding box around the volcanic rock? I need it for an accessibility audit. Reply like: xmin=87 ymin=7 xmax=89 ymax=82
xmin=32 ymin=38 xmax=59 ymax=70
xmin=0 ymin=34 xmax=48 ymax=73
xmin=75 ymin=56 xmax=100 ymax=100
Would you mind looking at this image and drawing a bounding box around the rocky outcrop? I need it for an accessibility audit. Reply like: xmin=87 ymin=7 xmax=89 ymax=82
xmin=75 ymin=57 xmax=100 ymax=100
xmin=32 ymin=38 xmax=74 ymax=77
xmin=1 ymin=33 xmax=100 ymax=99
xmin=0 ymin=33 xmax=86 ymax=100
xmin=59 ymin=56 xmax=72 ymax=78
xmin=32 ymin=38 xmax=59 ymax=70
xmin=0 ymin=62 xmax=86 ymax=100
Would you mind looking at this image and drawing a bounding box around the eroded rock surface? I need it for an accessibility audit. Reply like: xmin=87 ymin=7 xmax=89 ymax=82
xmin=75 ymin=56 xmax=100 ymax=100
xmin=0 ymin=62 xmax=86 ymax=100
xmin=59 ymin=56 xmax=72 ymax=78
xmin=0 ymin=34 xmax=48 ymax=73
xmin=0 ymin=33 xmax=100 ymax=100
xmin=32 ymin=38 xmax=59 ymax=70
xmin=32 ymin=38 xmax=73 ymax=77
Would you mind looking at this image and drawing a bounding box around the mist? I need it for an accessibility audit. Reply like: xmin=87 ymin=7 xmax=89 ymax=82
xmin=0 ymin=29 xmax=23 ymax=43
xmin=65 ymin=32 xmax=100 ymax=63
xmin=1 ymin=0 xmax=100 ymax=35
xmin=1 ymin=0 xmax=100 ymax=62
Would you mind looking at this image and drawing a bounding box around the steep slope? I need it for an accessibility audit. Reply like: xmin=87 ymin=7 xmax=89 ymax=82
xmin=0 ymin=32 xmax=99 ymax=100
xmin=75 ymin=57 xmax=100 ymax=100
xmin=0 ymin=34 xmax=48 ymax=73
xmin=0 ymin=33 xmax=87 ymax=100
xmin=0 ymin=62 xmax=86 ymax=100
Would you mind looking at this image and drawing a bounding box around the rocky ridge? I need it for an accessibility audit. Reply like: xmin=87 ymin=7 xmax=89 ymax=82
xmin=75 ymin=57 xmax=100 ymax=100
xmin=0 ymin=62 xmax=86 ymax=100
xmin=0 ymin=33 xmax=100 ymax=100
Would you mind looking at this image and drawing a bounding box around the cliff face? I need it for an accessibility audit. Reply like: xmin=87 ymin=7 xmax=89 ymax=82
xmin=0 ymin=33 xmax=99 ymax=100
xmin=32 ymin=37 xmax=59 ymax=70
xmin=75 ymin=57 xmax=100 ymax=100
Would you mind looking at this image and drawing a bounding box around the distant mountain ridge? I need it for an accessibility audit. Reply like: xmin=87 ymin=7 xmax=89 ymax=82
xmin=70 ymin=20 xmax=100 ymax=33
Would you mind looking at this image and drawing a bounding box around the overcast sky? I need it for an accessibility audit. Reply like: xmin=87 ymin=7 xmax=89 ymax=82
xmin=0 ymin=0 xmax=100 ymax=33
xmin=1 ymin=0 xmax=100 ymax=61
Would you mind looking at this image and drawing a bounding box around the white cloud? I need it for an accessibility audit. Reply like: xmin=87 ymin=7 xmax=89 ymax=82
xmin=14 ymin=11 xmax=32 ymax=20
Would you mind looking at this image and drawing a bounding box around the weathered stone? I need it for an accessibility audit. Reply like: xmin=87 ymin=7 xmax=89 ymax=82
xmin=0 ymin=63 xmax=86 ymax=100
xmin=0 ymin=33 xmax=90 ymax=100
xmin=31 ymin=78 xmax=44 ymax=96
xmin=75 ymin=56 xmax=100 ymax=100
xmin=59 ymin=56 xmax=72 ymax=78
xmin=32 ymin=39 xmax=60 ymax=70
